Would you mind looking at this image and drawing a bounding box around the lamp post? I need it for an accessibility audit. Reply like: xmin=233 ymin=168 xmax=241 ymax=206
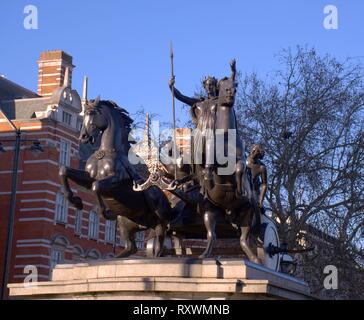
xmin=0 ymin=108 xmax=43 ymax=299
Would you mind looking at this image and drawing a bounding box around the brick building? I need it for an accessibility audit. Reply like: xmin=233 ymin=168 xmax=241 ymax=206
xmin=0 ymin=50 xmax=137 ymax=297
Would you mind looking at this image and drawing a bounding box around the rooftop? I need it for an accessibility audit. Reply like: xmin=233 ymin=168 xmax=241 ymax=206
xmin=0 ymin=76 xmax=39 ymax=101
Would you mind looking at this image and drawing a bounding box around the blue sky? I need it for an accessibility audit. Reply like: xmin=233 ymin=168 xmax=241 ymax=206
xmin=1 ymin=0 xmax=363 ymax=124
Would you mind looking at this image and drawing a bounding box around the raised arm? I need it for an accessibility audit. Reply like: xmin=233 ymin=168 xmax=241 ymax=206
xmin=229 ymin=59 xmax=236 ymax=82
xmin=169 ymin=77 xmax=200 ymax=106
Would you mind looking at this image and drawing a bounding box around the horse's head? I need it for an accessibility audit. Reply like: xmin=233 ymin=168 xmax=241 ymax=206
xmin=79 ymin=97 xmax=108 ymax=144
xmin=218 ymin=78 xmax=237 ymax=106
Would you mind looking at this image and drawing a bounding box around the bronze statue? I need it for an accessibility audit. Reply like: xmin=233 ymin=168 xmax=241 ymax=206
xmin=59 ymin=98 xmax=175 ymax=258
xmin=246 ymin=144 xmax=267 ymax=208
xmin=169 ymin=76 xmax=216 ymax=182
xmin=190 ymin=64 xmax=261 ymax=261
xmin=135 ymin=60 xmax=262 ymax=261
xmin=169 ymin=63 xmax=234 ymax=181
xmin=57 ymin=55 xmax=311 ymax=271
xmin=169 ymin=60 xmax=245 ymax=196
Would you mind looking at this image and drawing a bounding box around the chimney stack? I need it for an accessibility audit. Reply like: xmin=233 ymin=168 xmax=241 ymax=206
xmin=37 ymin=50 xmax=74 ymax=97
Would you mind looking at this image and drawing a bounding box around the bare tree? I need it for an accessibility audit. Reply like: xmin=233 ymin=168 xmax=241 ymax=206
xmin=235 ymin=46 xmax=364 ymax=298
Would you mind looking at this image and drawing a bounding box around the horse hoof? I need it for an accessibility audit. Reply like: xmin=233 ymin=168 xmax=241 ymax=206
xmin=116 ymin=243 xmax=137 ymax=258
xmin=115 ymin=248 xmax=137 ymax=258
xmin=115 ymin=250 xmax=132 ymax=258
xmin=154 ymin=250 xmax=164 ymax=258
xmin=72 ymin=196 xmax=83 ymax=210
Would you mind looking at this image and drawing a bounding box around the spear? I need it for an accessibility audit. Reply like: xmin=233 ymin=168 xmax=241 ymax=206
xmin=170 ymin=41 xmax=177 ymax=179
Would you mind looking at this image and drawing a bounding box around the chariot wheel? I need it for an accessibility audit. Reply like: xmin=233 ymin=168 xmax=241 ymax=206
xmin=257 ymin=215 xmax=281 ymax=272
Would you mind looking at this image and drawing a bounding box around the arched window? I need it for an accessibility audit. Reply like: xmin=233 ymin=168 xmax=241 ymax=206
xmin=72 ymin=245 xmax=84 ymax=262
xmin=104 ymin=252 xmax=115 ymax=259
xmin=85 ymin=249 xmax=101 ymax=261
xmin=50 ymin=235 xmax=69 ymax=276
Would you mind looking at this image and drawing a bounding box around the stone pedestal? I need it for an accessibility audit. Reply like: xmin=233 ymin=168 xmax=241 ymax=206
xmin=8 ymin=258 xmax=314 ymax=300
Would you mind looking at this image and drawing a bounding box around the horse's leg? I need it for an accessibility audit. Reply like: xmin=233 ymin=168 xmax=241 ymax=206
xmin=59 ymin=166 xmax=94 ymax=210
xmin=115 ymin=216 xmax=138 ymax=258
xmin=172 ymin=233 xmax=186 ymax=255
xmin=154 ymin=223 xmax=166 ymax=257
xmin=149 ymin=188 xmax=173 ymax=223
xmin=141 ymin=188 xmax=172 ymax=258
xmin=91 ymin=176 xmax=120 ymax=219
xmin=238 ymin=210 xmax=260 ymax=264
xmin=199 ymin=204 xmax=218 ymax=259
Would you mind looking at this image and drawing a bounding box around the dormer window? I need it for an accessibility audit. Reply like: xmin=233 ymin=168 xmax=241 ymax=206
xmin=62 ymin=111 xmax=72 ymax=125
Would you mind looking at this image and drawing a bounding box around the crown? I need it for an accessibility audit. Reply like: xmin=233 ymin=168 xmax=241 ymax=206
xmin=202 ymin=76 xmax=218 ymax=86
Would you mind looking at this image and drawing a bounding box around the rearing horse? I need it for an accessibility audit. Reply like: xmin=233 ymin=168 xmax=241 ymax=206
xmin=59 ymin=98 xmax=173 ymax=257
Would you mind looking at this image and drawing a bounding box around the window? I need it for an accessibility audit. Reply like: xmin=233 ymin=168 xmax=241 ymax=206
xmin=135 ymin=231 xmax=145 ymax=249
xmin=105 ymin=220 xmax=116 ymax=243
xmin=85 ymin=249 xmax=101 ymax=261
xmin=62 ymin=111 xmax=72 ymax=126
xmin=76 ymin=118 xmax=82 ymax=131
xmin=50 ymin=249 xmax=63 ymax=270
xmin=55 ymin=192 xmax=67 ymax=223
xmin=88 ymin=210 xmax=99 ymax=240
xmin=50 ymin=235 xmax=69 ymax=278
xmin=59 ymin=139 xmax=70 ymax=165
xmin=75 ymin=210 xmax=82 ymax=235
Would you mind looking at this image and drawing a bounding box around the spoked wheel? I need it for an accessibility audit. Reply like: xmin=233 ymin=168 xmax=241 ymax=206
xmin=257 ymin=215 xmax=281 ymax=272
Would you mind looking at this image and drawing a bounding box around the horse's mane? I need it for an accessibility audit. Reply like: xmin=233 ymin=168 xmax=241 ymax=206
xmin=101 ymin=100 xmax=133 ymax=129
xmin=88 ymin=99 xmax=134 ymax=150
